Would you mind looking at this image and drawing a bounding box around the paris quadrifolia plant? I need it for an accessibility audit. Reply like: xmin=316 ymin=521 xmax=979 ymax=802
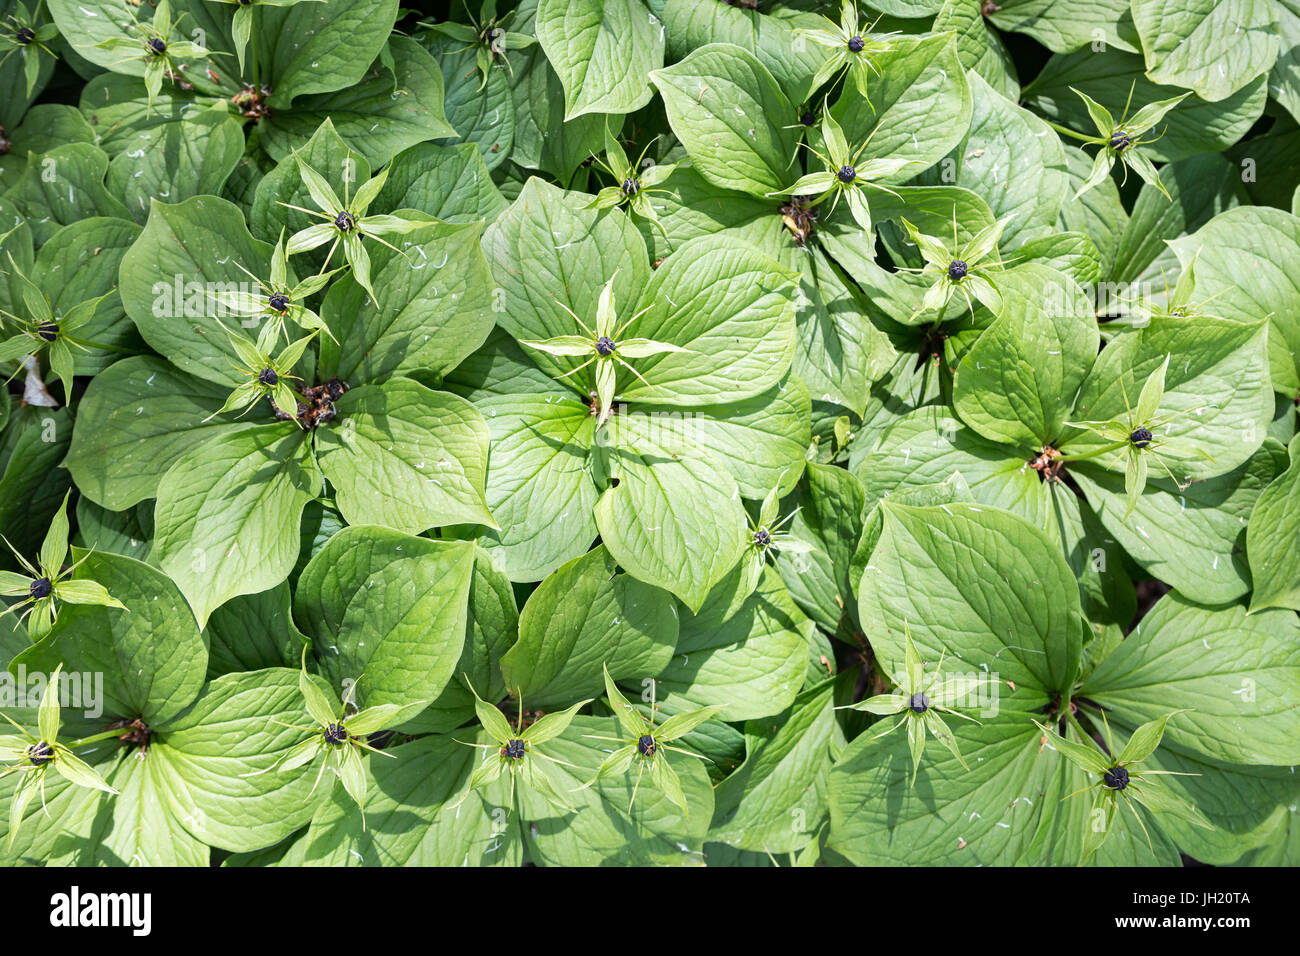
xmin=577 ymin=665 xmax=720 ymax=815
xmin=585 ymin=123 xmax=676 ymax=234
xmin=1 ymin=665 xmax=119 ymax=849
xmin=1036 ymin=710 xmax=1211 ymax=858
xmin=0 ymin=255 xmax=110 ymax=403
xmin=455 ymin=682 xmax=591 ymax=814
xmin=206 ymin=318 xmax=318 ymax=424
xmin=255 ymin=657 xmax=419 ymax=823
xmin=777 ymin=111 xmax=914 ymax=235
xmin=280 ymin=154 xmax=420 ymax=302
xmin=1052 ymin=83 xmax=1191 ymax=200
xmin=93 ymin=0 xmax=214 ymax=110
xmin=518 ymin=274 xmax=687 ymax=425
xmin=420 ymin=0 xmax=535 ymax=87
xmin=799 ymin=0 xmax=901 ymax=103
xmin=0 ymin=492 xmax=124 ymax=638
xmin=841 ymin=627 xmax=985 ymax=784
xmin=1063 ymin=355 xmax=1212 ymax=517
xmin=210 ymin=233 xmax=339 ymax=342
xmin=1 ymin=2 xmax=59 ymax=96
xmin=901 ymin=214 xmax=1009 ymax=319
xmin=740 ymin=486 xmax=817 ymax=596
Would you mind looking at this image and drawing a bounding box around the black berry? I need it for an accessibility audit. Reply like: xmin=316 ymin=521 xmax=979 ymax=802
xmin=36 ymin=322 xmax=59 ymax=342
xmin=908 ymin=692 xmax=930 ymax=714
xmin=837 ymin=165 xmax=856 ymax=184
xmin=947 ymin=260 xmax=968 ymax=281
xmin=800 ymin=111 xmax=816 ymax=127
xmin=595 ymin=336 xmax=616 ymax=356
xmin=15 ymin=26 xmax=34 ymax=44
xmin=148 ymin=37 xmax=166 ymax=55
xmin=621 ymin=177 xmax=640 ymax=198
xmin=27 ymin=741 xmax=53 ymax=766
xmin=847 ymin=36 xmax=865 ymax=53
xmin=1110 ymin=130 xmax=1131 ymax=152
xmin=267 ymin=292 xmax=290 ymax=313
xmin=334 ymin=210 xmax=356 ymax=232
xmin=1103 ymin=765 xmax=1129 ymax=790
xmin=503 ymin=738 xmax=526 ymax=760
xmin=752 ymin=528 xmax=771 ymax=548
xmin=637 ymin=734 xmax=656 ymax=757
xmin=29 ymin=577 xmax=52 ymax=599
xmin=1130 ymin=427 xmax=1152 ymax=448
xmin=258 ymin=368 xmax=279 ymax=386
xmin=323 ymin=722 xmax=349 ymax=745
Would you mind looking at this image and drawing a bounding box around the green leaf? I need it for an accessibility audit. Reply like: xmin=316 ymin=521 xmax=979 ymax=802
xmin=536 ymin=0 xmax=665 ymax=120
xmin=64 ymin=357 xmax=246 ymax=510
xmin=294 ymin=525 xmax=476 ymax=710
xmin=654 ymin=566 xmax=811 ymax=721
xmin=1082 ymin=593 xmax=1300 ymax=765
xmin=952 ymin=263 xmax=1098 ymax=449
xmin=595 ymin=413 xmax=747 ymax=612
xmin=1247 ymin=434 xmax=1300 ymax=611
xmin=152 ymin=424 xmax=316 ymax=628
xmin=652 ymin=43 xmax=799 ymax=197
xmin=858 ymin=501 xmax=1084 ymax=697
xmin=315 ymin=379 xmax=495 ymax=533
xmin=501 ymin=545 xmax=677 ymax=707
xmin=1130 ymin=0 xmax=1279 ymax=102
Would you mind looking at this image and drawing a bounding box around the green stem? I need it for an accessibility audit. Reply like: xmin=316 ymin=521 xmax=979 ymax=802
xmin=64 ymin=728 xmax=128 ymax=749
xmin=1058 ymin=439 xmax=1127 ymax=463
xmin=250 ymin=9 xmax=259 ymax=90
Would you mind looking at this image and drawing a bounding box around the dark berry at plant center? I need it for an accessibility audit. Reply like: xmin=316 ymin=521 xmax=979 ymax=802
xmin=621 ymin=177 xmax=640 ymax=197
xmin=259 ymin=368 xmax=279 ymax=386
xmin=268 ymin=292 xmax=290 ymax=313
xmin=596 ymin=336 xmax=616 ymax=356
xmin=36 ymin=322 xmax=59 ymax=342
xmin=848 ymin=35 xmax=865 ymax=52
xmin=1130 ymin=427 xmax=1152 ymax=448
xmin=148 ymin=37 xmax=166 ymax=55
xmin=1103 ymin=766 xmax=1129 ymax=790
xmin=16 ymin=27 xmax=34 ymax=44
xmin=323 ymin=722 xmax=349 ymax=745
xmin=753 ymin=528 xmax=771 ymax=547
xmin=334 ymin=211 xmax=356 ymax=231
xmin=503 ymin=738 xmax=526 ymax=760
xmin=27 ymin=741 xmax=53 ymax=766
xmin=637 ymin=734 xmax=657 ymax=757
xmin=908 ymin=692 xmax=930 ymax=713
xmin=1110 ymin=130 xmax=1131 ymax=152
xmin=29 ymin=577 xmax=52 ymax=599
xmin=800 ymin=111 xmax=816 ymax=126
xmin=948 ymin=260 xmax=968 ymax=281
xmin=837 ymin=165 xmax=856 ymax=183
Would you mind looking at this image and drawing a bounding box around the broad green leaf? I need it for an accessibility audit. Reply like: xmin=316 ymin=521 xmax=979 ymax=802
xmin=375 ymin=142 xmax=509 ymax=224
xmin=859 ymin=501 xmax=1084 ymax=696
xmin=205 ymin=581 xmax=305 ymax=679
xmin=1130 ymin=0 xmax=1279 ymax=102
xmin=5 ymin=142 xmax=130 ymax=246
xmin=595 ymin=413 xmax=747 ymax=612
xmin=952 ymin=263 xmax=1098 ymax=449
xmin=986 ymin=0 xmax=1139 ymax=53
xmin=315 ymin=379 xmax=495 ymax=533
xmin=1247 ymin=434 xmax=1300 ymax=611
xmin=535 ymin=0 xmax=664 ymax=120
xmin=1170 ymin=206 xmax=1300 ymax=396
xmin=295 ymin=526 xmax=476 ymax=710
xmin=153 ymin=424 xmax=316 ymax=628
xmin=652 ymin=43 xmax=799 ymax=197
xmin=118 ymin=196 xmax=276 ymax=386
xmin=1081 ymin=593 xmax=1300 ymax=765
xmin=472 ymin=393 xmax=598 ymax=582
xmin=654 ymin=566 xmax=811 ymax=721
xmin=65 ymin=357 xmax=245 ymax=510
xmin=709 ymin=680 xmax=845 ymax=854
xmin=263 ymin=0 xmax=400 ymax=107
xmin=501 ymin=545 xmax=677 ymax=707
xmin=14 ymin=550 xmax=207 ymax=730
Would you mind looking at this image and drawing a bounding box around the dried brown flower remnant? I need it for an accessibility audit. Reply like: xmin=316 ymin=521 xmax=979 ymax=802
xmin=1030 ymin=445 xmax=1064 ymax=482
xmin=780 ymin=195 xmax=818 ymax=247
xmin=108 ymin=717 xmax=151 ymax=752
xmin=232 ymin=83 xmax=271 ymax=121
xmin=272 ymin=378 xmax=349 ymax=429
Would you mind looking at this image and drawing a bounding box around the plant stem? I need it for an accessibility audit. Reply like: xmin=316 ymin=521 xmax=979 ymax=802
xmin=1058 ymin=440 xmax=1127 ymax=463
xmin=65 ymin=728 xmax=128 ymax=749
